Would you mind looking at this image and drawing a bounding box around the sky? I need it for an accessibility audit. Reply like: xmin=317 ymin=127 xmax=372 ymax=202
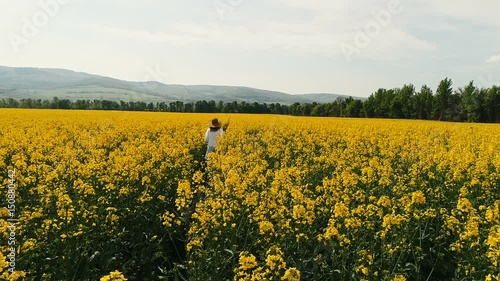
xmin=0 ymin=0 xmax=499 ymax=98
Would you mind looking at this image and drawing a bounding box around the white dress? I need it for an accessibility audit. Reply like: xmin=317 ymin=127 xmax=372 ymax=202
xmin=204 ymin=127 xmax=223 ymax=159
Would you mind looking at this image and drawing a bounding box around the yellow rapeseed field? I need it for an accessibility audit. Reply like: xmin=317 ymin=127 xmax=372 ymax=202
xmin=0 ymin=109 xmax=499 ymax=280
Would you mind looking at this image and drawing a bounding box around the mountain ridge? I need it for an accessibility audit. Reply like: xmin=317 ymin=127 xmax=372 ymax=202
xmin=0 ymin=66 xmax=363 ymax=104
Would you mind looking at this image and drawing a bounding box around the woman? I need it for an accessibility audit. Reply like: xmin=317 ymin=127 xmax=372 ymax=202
xmin=204 ymin=118 xmax=224 ymax=159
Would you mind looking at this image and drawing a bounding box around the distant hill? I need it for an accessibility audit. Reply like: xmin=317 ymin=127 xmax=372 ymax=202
xmin=0 ymin=66 xmax=361 ymax=104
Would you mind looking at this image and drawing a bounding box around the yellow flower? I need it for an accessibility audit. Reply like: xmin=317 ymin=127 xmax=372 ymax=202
xmin=175 ymin=181 xmax=193 ymax=210
xmin=0 ymin=252 xmax=9 ymax=271
xmin=22 ymin=239 xmax=37 ymax=252
xmin=162 ymin=211 xmax=175 ymax=227
xmin=281 ymin=268 xmax=300 ymax=281
xmin=265 ymin=246 xmax=286 ymax=271
xmin=333 ymin=202 xmax=350 ymax=218
xmin=356 ymin=265 xmax=369 ymax=276
xmin=100 ymin=270 xmax=128 ymax=281
xmin=392 ymin=274 xmax=406 ymax=281
xmin=292 ymin=205 xmax=306 ymax=221
xmin=486 ymin=226 xmax=500 ymax=267
xmin=258 ymin=221 xmax=274 ymax=235
xmin=4 ymin=109 xmax=500 ymax=280
xmin=486 ymin=274 xmax=500 ymax=281
xmin=238 ymin=252 xmax=258 ymax=270
xmin=7 ymin=271 xmax=27 ymax=281
xmin=377 ymin=196 xmax=391 ymax=208
xmin=411 ymin=191 xmax=426 ymax=205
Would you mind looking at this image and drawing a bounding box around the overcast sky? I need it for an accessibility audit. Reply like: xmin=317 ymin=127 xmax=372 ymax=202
xmin=1 ymin=0 xmax=499 ymax=97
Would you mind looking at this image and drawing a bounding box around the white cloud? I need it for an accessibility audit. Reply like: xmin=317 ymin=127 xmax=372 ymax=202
xmin=487 ymin=54 xmax=500 ymax=64
xmin=262 ymin=0 xmax=435 ymax=59
xmin=414 ymin=22 xmax=460 ymax=33
xmin=85 ymin=18 xmax=434 ymax=61
xmin=84 ymin=23 xmax=214 ymax=45
xmin=415 ymin=0 xmax=500 ymax=27
xmin=271 ymin=0 xmax=351 ymax=17
xmin=358 ymin=28 xmax=436 ymax=59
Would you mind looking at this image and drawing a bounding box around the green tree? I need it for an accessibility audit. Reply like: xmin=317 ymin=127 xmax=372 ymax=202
xmin=435 ymin=78 xmax=453 ymax=121
xmin=400 ymin=84 xmax=416 ymax=119
xmin=363 ymin=95 xmax=376 ymax=118
xmin=415 ymin=85 xmax=434 ymax=120
xmin=485 ymin=86 xmax=500 ymax=122
xmin=345 ymin=98 xmax=363 ymax=117
xmin=460 ymin=81 xmax=478 ymax=122
xmin=372 ymin=88 xmax=395 ymax=118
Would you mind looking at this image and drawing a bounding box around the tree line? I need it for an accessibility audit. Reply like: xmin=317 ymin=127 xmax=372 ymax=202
xmin=1 ymin=78 xmax=499 ymax=123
